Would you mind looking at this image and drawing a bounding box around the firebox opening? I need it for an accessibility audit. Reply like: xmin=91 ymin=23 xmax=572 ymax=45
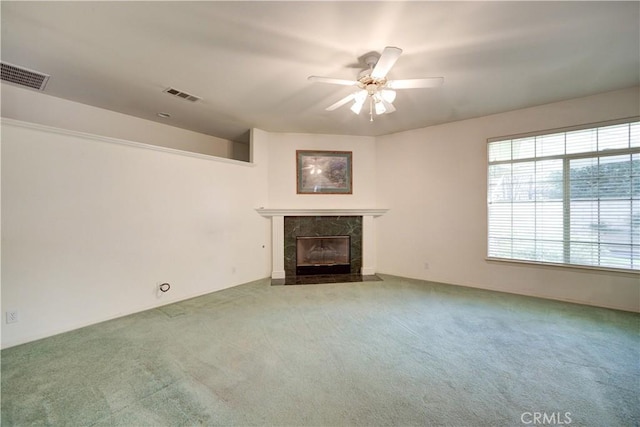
xmin=296 ymin=236 xmax=351 ymax=276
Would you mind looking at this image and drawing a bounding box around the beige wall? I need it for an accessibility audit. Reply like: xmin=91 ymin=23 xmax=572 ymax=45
xmin=376 ymin=86 xmax=640 ymax=312
xmin=265 ymin=132 xmax=377 ymax=209
xmin=1 ymin=120 xmax=271 ymax=349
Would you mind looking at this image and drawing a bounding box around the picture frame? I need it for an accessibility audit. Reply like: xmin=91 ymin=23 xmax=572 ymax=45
xmin=296 ymin=150 xmax=352 ymax=194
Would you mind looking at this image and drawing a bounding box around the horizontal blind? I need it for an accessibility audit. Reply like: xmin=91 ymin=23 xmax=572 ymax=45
xmin=487 ymin=119 xmax=639 ymax=271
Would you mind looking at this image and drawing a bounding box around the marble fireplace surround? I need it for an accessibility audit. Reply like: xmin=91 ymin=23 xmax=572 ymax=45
xmin=256 ymin=209 xmax=388 ymax=279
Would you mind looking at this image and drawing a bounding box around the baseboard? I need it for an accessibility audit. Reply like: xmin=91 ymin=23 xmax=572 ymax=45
xmin=376 ymin=272 xmax=640 ymax=313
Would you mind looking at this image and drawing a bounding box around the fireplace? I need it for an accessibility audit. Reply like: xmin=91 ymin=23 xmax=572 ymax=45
xmin=284 ymin=216 xmax=362 ymax=276
xmin=255 ymin=208 xmax=389 ymax=280
xmin=296 ymin=235 xmax=350 ymax=275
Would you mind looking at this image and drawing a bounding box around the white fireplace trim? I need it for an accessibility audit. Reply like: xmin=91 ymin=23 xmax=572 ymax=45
xmin=256 ymin=208 xmax=389 ymax=279
xmin=256 ymin=208 xmax=388 ymax=217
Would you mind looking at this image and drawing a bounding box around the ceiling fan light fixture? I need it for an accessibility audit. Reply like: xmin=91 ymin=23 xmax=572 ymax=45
xmin=350 ymin=98 xmax=365 ymax=114
xmin=381 ymin=89 xmax=396 ymax=103
xmin=375 ymin=101 xmax=386 ymax=115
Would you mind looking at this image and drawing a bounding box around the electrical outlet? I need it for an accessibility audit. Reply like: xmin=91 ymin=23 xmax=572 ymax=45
xmin=6 ymin=311 xmax=19 ymax=324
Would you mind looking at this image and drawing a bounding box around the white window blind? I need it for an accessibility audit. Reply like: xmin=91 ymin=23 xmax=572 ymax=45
xmin=487 ymin=119 xmax=639 ymax=271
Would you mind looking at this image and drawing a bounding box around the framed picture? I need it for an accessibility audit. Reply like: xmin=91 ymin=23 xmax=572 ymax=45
xmin=297 ymin=150 xmax=352 ymax=194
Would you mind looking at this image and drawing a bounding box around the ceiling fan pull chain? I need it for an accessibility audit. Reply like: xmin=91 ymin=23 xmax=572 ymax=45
xmin=369 ymin=98 xmax=374 ymax=122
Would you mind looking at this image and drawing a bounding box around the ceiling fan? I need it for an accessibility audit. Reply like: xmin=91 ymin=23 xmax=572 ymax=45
xmin=308 ymin=46 xmax=444 ymax=121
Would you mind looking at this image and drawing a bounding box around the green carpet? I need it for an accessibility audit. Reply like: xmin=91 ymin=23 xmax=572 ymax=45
xmin=2 ymin=275 xmax=638 ymax=426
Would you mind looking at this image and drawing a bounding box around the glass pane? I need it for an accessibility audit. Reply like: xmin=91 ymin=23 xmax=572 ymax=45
xmin=598 ymin=155 xmax=631 ymax=199
xmin=513 ymin=137 xmax=535 ymax=160
xmin=488 ymin=204 xmax=512 ymax=238
xmin=513 ymin=203 xmax=536 ymax=238
xmin=599 ymin=154 xmax=630 ymax=177
xmin=536 ymin=202 xmax=563 ymax=241
xmin=570 ymin=242 xmax=598 ymax=267
xmin=512 ymin=162 xmax=535 ymax=201
xmin=570 ymin=158 xmax=598 ymax=199
xmin=599 ymin=180 xmax=630 ymax=200
xmin=566 ymin=128 xmax=597 ymax=154
xmin=633 ymin=153 xmax=640 ymax=198
xmin=632 ymin=246 xmax=640 ymax=270
xmin=570 ymin=200 xmax=598 ymax=243
xmin=536 ymin=159 xmax=563 ymax=179
xmin=631 ymin=200 xmax=640 ymax=244
xmin=598 ymin=123 xmax=629 ymax=151
xmin=488 ymin=164 xmax=512 ymax=202
xmin=536 ymin=133 xmax=564 ymax=157
xmin=536 ymin=160 xmax=563 ymax=200
xmin=488 ymin=140 xmax=511 ymax=162
xmin=571 ymin=179 xmax=598 ymax=199
xmin=512 ymin=239 xmax=535 ymax=261
xmin=570 ymin=157 xmax=598 ymax=179
xmin=631 ymin=122 xmax=639 ymax=148
xmin=600 ymin=244 xmax=632 ymax=269
xmin=537 ymin=240 xmax=563 ymax=263
xmin=599 ymin=200 xmax=631 ymax=245
xmin=489 ymin=238 xmax=512 ymax=258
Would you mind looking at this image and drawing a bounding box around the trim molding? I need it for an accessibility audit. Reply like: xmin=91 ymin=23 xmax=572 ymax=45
xmin=485 ymin=257 xmax=639 ymax=276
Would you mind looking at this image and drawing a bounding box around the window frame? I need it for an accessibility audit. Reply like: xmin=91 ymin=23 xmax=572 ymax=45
xmin=486 ymin=117 xmax=640 ymax=274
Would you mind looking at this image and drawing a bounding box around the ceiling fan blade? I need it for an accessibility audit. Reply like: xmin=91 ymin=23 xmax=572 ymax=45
xmin=381 ymin=100 xmax=396 ymax=113
xmin=371 ymin=46 xmax=403 ymax=79
xmin=308 ymin=76 xmax=358 ymax=86
xmin=386 ymin=77 xmax=444 ymax=89
xmin=326 ymin=93 xmax=356 ymax=111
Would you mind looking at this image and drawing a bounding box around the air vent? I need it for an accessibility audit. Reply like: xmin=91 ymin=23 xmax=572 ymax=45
xmin=163 ymin=87 xmax=201 ymax=102
xmin=1 ymin=62 xmax=50 ymax=91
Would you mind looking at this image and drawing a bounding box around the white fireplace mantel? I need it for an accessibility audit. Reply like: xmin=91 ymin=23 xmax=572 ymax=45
xmin=256 ymin=208 xmax=388 ymax=217
xmin=256 ymin=208 xmax=389 ymax=279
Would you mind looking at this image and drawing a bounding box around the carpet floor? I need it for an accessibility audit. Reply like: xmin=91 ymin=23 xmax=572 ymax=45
xmin=1 ymin=275 xmax=638 ymax=426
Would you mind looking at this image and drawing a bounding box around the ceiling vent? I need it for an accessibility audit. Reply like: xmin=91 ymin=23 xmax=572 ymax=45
xmin=163 ymin=87 xmax=201 ymax=102
xmin=1 ymin=62 xmax=50 ymax=91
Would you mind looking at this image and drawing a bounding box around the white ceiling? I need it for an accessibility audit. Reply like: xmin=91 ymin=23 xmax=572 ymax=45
xmin=2 ymin=1 xmax=639 ymax=142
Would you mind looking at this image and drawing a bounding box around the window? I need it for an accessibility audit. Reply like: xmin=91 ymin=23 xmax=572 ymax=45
xmin=487 ymin=119 xmax=639 ymax=271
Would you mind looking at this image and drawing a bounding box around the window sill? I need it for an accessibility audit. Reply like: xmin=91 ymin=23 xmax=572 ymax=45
xmin=485 ymin=257 xmax=640 ymax=276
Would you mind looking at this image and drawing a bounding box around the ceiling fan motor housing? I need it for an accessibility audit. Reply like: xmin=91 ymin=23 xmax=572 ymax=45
xmin=364 ymin=54 xmax=379 ymax=68
xmin=365 ymin=83 xmax=379 ymax=95
xmin=358 ymin=74 xmax=387 ymax=91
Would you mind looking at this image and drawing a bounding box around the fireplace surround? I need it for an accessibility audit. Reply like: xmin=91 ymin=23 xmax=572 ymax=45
xmin=256 ymin=208 xmax=388 ymax=280
xmin=285 ymin=216 xmax=361 ymax=276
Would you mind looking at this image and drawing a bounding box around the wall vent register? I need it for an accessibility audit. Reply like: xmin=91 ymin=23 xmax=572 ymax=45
xmin=163 ymin=87 xmax=202 ymax=102
xmin=1 ymin=62 xmax=50 ymax=91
